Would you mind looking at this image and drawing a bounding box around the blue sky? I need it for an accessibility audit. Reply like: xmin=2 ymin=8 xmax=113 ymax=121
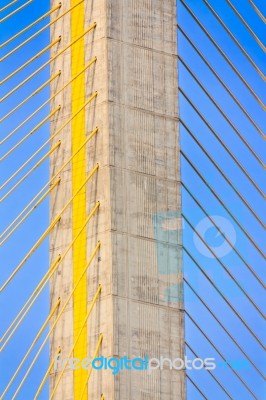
xmin=179 ymin=1 xmax=265 ymax=399
xmin=0 ymin=0 xmax=265 ymax=399
xmin=1 ymin=1 xmax=51 ymax=399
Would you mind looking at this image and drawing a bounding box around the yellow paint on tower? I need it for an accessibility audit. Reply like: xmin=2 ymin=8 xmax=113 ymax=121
xmin=71 ymin=0 xmax=87 ymax=398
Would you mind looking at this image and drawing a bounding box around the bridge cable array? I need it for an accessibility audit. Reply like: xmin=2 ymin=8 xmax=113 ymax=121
xmin=178 ymin=0 xmax=265 ymax=398
xmin=1 ymin=3 xmax=103 ymax=398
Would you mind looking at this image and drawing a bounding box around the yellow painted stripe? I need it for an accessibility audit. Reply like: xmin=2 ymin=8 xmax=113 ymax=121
xmin=71 ymin=1 xmax=87 ymax=398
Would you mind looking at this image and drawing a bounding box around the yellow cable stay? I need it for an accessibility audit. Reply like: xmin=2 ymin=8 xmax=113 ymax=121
xmin=0 ymin=141 xmax=61 ymax=203
xmin=0 ymin=127 xmax=98 ymax=241
xmin=1 ymin=165 xmax=99 ymax=292
xmin=1 ymin=57 xmax=96 ymax=147
xmin=1 ymin=106 xmax=61 ymax=163
xmin=0 ymin=179 xmax=61 ymax=246
xmin=0 ymin=213 xmax=62 ymax=293
xmin=33 ymin=347 xmax=61 ymax=400
xmin=0 ymin=256 xmax=62 ymax=349
xmin=0 ymin=299 xmax=61 ymax=399
xmin=1 ymin=203 xmax=100 ymax=346
xmin=1 ymin=37 xmax=61 ymax=85
xmin=1 ymin=0 xmax=87 ymax=61
xmin=0 ymin=0 xmax=19 ymax=14
xmin=1 ymin=22 xmax=96 ymax=102
xmin=0 ymin=0 xmax=34 ymax=24
xmin=0 ymin=71 xmax=61 ymax=124
xmin=5 ymin=242 xmax=101 ymax=400
xmin=50 ymin=285 xmax=102 ymax=400
xmin=79 ymin=334 xmax=103 ymax=400
xmin=0 ymin=93 xmax=97 ymax=203
xmin=1 ymin=99 xmax=58 ymax=147
xmin=0 ymin=3 xmax=61 ymax=48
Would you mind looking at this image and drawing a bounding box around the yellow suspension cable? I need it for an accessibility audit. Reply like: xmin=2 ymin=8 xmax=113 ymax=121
xmin=10 ymin=46 xmax=55 ymax=98
xmin=227 ymin=0 xmax=266 ymax=51
xmin=1 ymin=101 xmax=58 ymax=147
xmin=249 ymin=0 xmax=266 ymax=23
xmin=180 ymin=0 xmax=266 ymax=109
xmin=1 ymin=36 xmax=61 ymax=85
xmin=0 ymin=141 xmax=61 ymax=203
xmin=55 ymin=163 xmax=99 ymax=218
xmin=204 ymin=0 xmax=266 ymax=80
xmin=1 ymin=182 xmax=58 ymax=240
xmin=0 ymin=0 xmax=34 ymax=24
xmin=0 ymin=71 xmax=61 ymax=124
xmin=0 ymin=93 xmax=97 ymax=203
xmin=0 ymin=256 xmax=61 ymax=347
xmin=1 ymin=219 xmax=100 ymax=345
xmin=1 ymin=0 xmax=86 ymax=61
xmin=1 ymin=106 xmax=61 ymax=164
xmin=8 ymin=242 xmax=101 ymax=400
xmin=1 ymin=165 xmax=99 ymax=292
xmin=0 ymin=214 xmax=61 ymax=293
xmin=178 ymin=25 xmax=266 ymax=140
xmin=48 ymin=126 xmax=98 ymax=185
xmin=50 ymin=285 xmax=102 ymax=400
xmin=0 ymin=127 xmax=98 ymax=241
xmin=0 ymin=179 xmax=61 ymax=245
xmin=1 ymin=22 xmax=97 ymax=102
xmin=178 ymin=57 xmax=265 ymax=168
xmin=179 ymin=84 xmax=265 ymax=198
xmin=0 ymin=3 xmax=61 ymax=48
xmin=33 ymin=347 xmax=61 ymax=400
xmin=0 ymin=0 xmax=19 ymax=13
xmin=79 ymin=334 xmax=103 ymax=400
xmin=2 ymin=210 xmax=100 ymax=346
xmin=0 ymin=189 xmax=50 ymax=238
xmin=1 ymin=57 xmax=96 ymax=147
xmin=0 ymin=299 xmax=61 ymax=399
